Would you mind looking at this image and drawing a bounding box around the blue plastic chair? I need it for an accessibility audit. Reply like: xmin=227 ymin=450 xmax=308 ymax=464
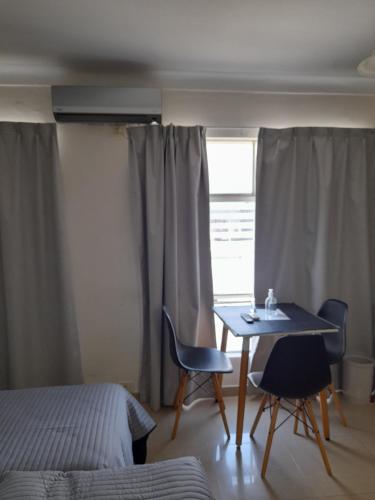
xmin=248 ymin=335 xmax=332 ymax=477
xmin=163 ymin=306 xmax=233 ymax=440
xmin=318 ymin=299 xmax=349 ymax=438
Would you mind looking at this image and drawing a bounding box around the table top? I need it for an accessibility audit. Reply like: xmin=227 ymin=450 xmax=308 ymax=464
xmin=213 ymin=302 xmax=338 ymax=338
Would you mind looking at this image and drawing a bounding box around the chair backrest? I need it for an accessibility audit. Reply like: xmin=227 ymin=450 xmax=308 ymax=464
xmin=259 ymin=335 xmax=331 ymax=399
xmin=162 ymin=306 xmax=185 ymax=369
xmin=318 ymin=299 xmax=348 ymax=365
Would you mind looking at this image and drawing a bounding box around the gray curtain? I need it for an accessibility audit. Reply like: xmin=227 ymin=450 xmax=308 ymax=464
xmin=252 ymin=127 xmax=375 ymax=376
xmin=0 ymin=122 xmax=83 ymax=389
xmin=128 ymin=125 xmax=215 ymax=411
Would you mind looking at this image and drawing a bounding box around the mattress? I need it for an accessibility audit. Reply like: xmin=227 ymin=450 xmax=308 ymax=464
xmin=0 ymin=457 xmax=213 ymax=500
xmin=0 ymin=383 xmax=155 ymax=472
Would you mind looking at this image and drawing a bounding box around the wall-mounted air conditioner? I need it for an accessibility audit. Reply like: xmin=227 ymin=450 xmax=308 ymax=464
xmin=51 ymin=86 xmax=162 ymax=124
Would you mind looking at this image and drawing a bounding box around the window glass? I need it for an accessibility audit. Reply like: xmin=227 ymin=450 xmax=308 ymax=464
xmin=207 ymin=140 xmax=254 ymax=194
xmin=210 ymin=200 xmax=255 ymax=296
xmin=207 ymin=138 xmax=257 ymax=351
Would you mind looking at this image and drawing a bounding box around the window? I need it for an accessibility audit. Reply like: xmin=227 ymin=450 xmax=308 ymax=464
xmin=207 ymin=136 xmax=257 ymax=351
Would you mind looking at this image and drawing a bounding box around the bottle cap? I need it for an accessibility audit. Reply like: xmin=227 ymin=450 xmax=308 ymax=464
xmin=268 ymin=288 xmax=273 ymax=293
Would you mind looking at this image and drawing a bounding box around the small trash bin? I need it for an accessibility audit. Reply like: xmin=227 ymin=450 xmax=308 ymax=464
xmin=343 ymin=356 xmax=374 ymax=404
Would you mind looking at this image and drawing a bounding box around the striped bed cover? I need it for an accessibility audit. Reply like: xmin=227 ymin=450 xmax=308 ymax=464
xmin=0 ymin=457 xmax=214 ymax=499
xmin=0 ymin=383 xmax=155 ymax=472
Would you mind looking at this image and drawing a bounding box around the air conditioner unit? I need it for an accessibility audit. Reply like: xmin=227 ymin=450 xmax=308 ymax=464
xmin=51 ymin=86 xmax=162 ymax=124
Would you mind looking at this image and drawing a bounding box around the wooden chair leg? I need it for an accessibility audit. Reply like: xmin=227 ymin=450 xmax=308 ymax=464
xmin=293 ymin=399 xmax=300 ymax=434
xmin=329 ymin=383 xmax=348 ymax=427
xmin=301 ymin=404 xmax=310 ymax=437
xmin=250 ymin=393 xmax=268 ymax=437
xmin=261 ymin=398 xmax=280 ymax=478
xmin=212 ymin=373 xmax=230 ymax=439
xmin=294 ymin=399 xmax=309 ymax=437
xmin=319 ymin=388 xmax=330 ymax=440
xmin=305 ymin=400 xmax=332 ymax=476
xmin=173 ymin=392 xmax=178 ymax=409
xmin=171 ymin=372 xmax=188 ymax=440
xmin=173 ymin=371 xmax=183 ymax=409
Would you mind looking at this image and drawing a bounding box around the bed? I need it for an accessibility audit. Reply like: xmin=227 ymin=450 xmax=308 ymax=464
xmin=0 ymin=456 xmax=213 ymax=499
xmin=0 ymin=383 xmax=155 ymax=472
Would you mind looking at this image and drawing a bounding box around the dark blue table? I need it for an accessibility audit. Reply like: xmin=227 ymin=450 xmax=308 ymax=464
xmin=213 ymin=302 xmax=338 ymax=446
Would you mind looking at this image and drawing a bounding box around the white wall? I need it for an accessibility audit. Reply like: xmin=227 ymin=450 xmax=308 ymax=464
xmin=163 ymin=90 xmax=375 ymax=128
xmin=57 ymin=125 xmax=141 ymax=391
xmin=1 ymin=85 xmax=375 ymax=391
xmin=0 ymin=86 xmax=53 ymax=121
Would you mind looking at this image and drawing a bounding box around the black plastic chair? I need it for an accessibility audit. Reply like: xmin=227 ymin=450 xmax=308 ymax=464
xmin=163 ymin=306 xmax=233 ymax=440
xmin=248 ymin=335 xmax=332 ymax=477
xmin=318 ymin=299 xmax=349 ymax=433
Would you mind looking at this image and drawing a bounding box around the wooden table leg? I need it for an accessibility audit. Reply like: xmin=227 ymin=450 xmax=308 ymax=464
xmin=220 ymin=325 xmax=228 ymax=352
xmin=236 ymin=336 xmax=250 ymax=447
xmin=319 ymin=389 xmax=330 ymax=440
xmin=218 ymin=325 xmax=228 ymax=387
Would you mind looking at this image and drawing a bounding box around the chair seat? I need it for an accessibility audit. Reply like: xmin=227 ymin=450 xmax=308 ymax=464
xmin=179 ymin=346 xmax=233 ymax=373
xmin=248 ymin=371 xmax=263 ymax=388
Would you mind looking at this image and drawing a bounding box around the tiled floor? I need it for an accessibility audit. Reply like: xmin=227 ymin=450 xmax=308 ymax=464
xmin=147 ymin=395 xmax=375 ymax=500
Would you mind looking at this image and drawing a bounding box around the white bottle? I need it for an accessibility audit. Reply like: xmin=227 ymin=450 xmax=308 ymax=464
xmin=265 ymin=289 xmax=277 ymax=317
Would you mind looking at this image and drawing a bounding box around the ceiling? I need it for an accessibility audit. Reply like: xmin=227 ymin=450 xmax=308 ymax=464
xmin=1 ymin=0 xmax=375 ymax=93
